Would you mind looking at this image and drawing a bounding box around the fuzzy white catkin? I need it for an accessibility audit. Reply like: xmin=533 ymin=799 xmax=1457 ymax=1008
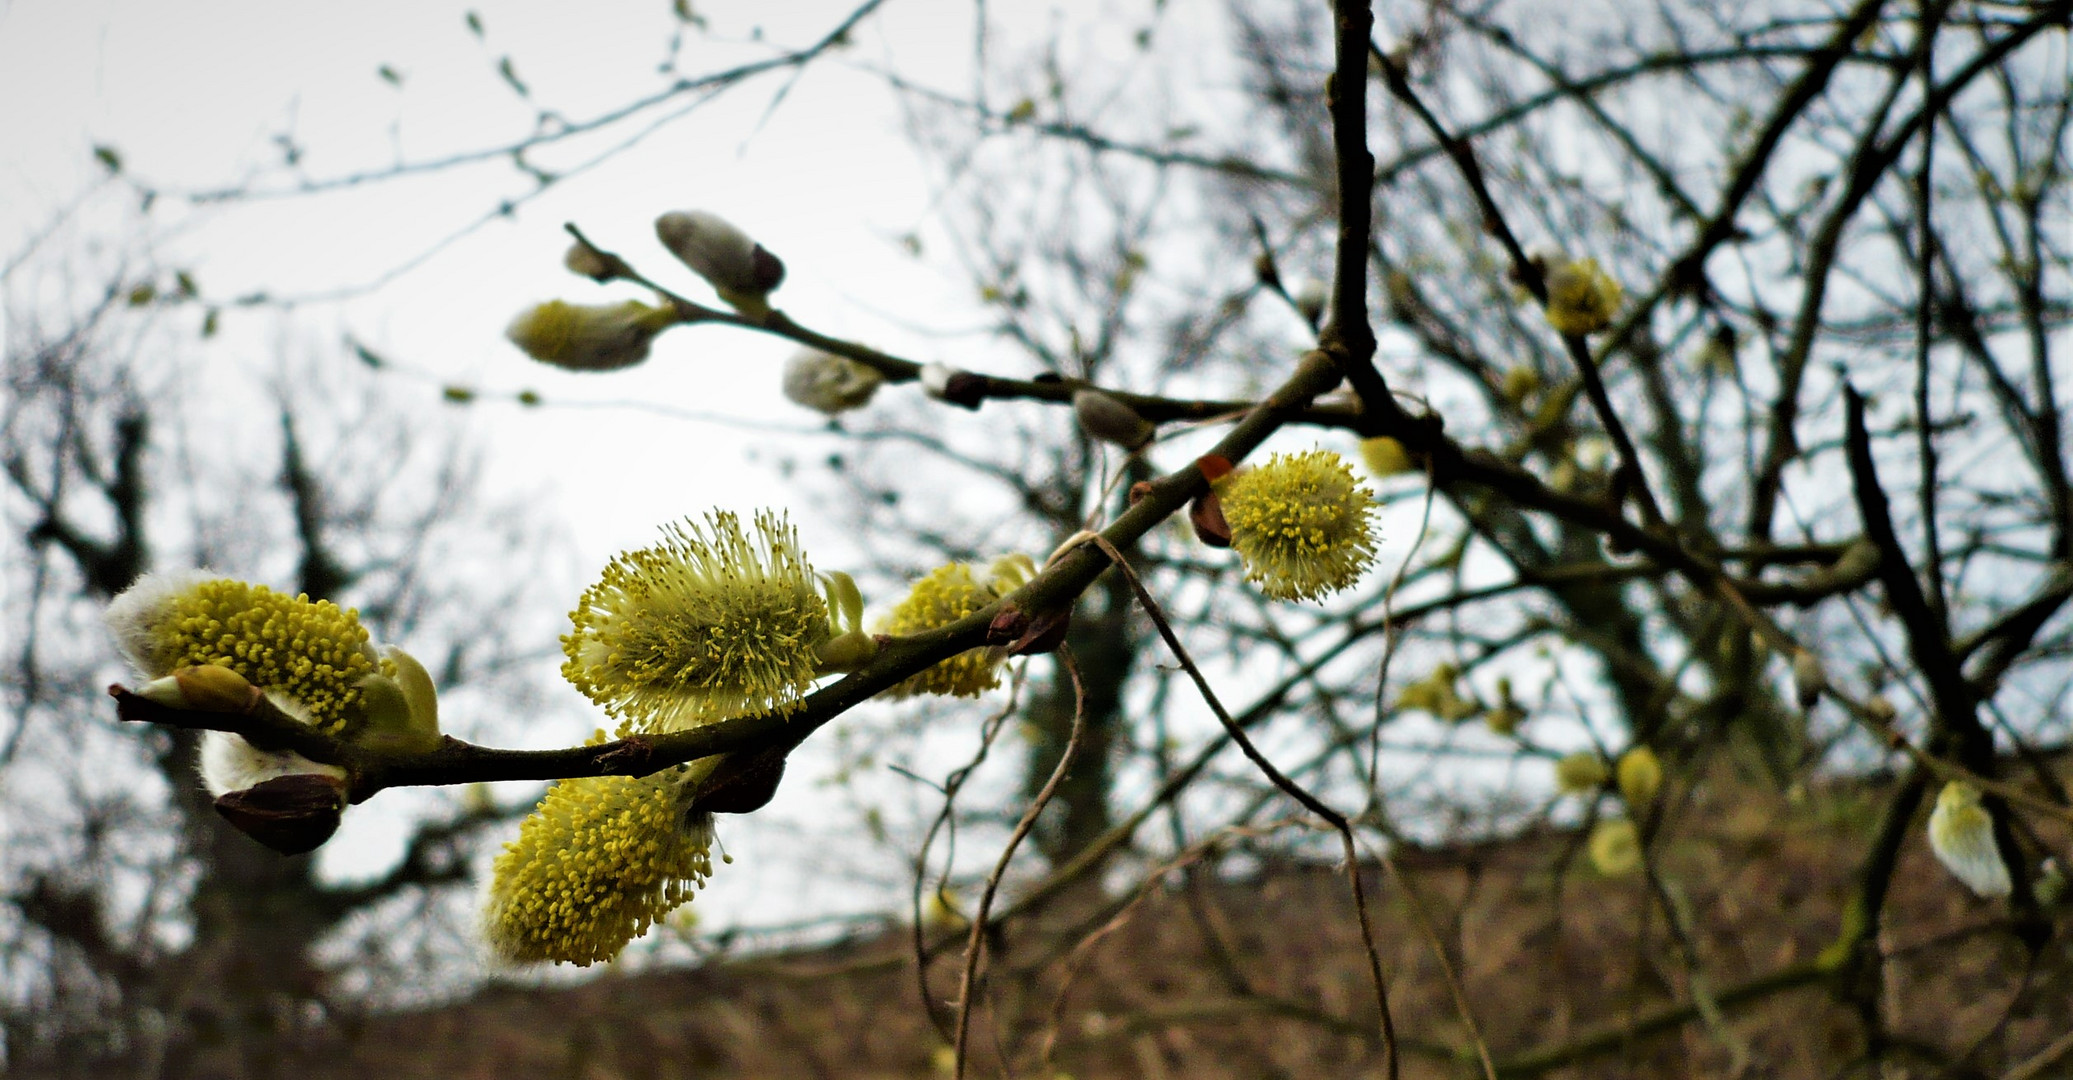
xmin=198 ymin=730 xmax=346 ymax=798
xmin=103 ymin=569 xmax=214 ymax=676
xmin=919 ymin=362 xmax=957 ymax=400
xmin=782 ymin=349 xmax=882 ymax=415
xmin=1928 ymin=781 xmax=2012 ymax=898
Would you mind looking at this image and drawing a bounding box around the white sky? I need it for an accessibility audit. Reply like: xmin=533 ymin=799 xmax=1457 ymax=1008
xmin=3 ymin=0 xmax=994 ymax=561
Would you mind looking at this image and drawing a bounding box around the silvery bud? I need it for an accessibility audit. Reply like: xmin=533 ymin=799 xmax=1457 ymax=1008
xmin=655 ymin=210 xmax=785 ymax=316
xmin=1072 ymin=389 xmax=1155 ymax=450
xmin=783 ymin=348 xmax=883 ymax=415
xmin=1294 ymin=279 xmax=1327 ymax=328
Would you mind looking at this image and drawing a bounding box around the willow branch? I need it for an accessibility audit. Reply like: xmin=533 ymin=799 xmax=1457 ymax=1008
xmin=115 ymin=349 xmax=1349 ymax=797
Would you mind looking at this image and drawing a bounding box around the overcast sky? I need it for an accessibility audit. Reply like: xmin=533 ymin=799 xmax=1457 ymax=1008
xmin=2 ymin=0 xmax=993 ymax=557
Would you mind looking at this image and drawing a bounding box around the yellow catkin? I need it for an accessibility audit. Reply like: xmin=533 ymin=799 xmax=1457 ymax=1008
xmin=1555 ymin=751 xmax=1611 ymax=794
xmin=1359 ymin=436 xmax=1415 ymax=477
xmin=114 ymin=577 xmax=381 ymax=735
xmin=1543 ymin=257 xmax=1623 ymax=336
xmin=562 ymin=510 xmax=828 ymax=735
xmin=1588 ymin=819 xmax=1642 ymax=876
xmin=1217 ymin=449 xmax=1379 ymax=602
xmin=484 ymin=756 xmax=718 ymax=966
xmin=878 ymin=563 xmax=1009 ymax=699
xmin=1616 ymin=746 xmax=1663 ymax=807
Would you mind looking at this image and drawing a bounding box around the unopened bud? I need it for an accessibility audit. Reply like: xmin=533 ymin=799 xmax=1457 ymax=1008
xmin=814 ymin=630 xmax=878 ymax=674
xmin=214 ymin=773 xmax=347 ymax=855
xmin=1792 ymin=648 xmax=1825 ymax=711
xmin=1294 ymin=279 xmax=1327 ymax=328
xmin=2036 ymin=858 xmax=2066 ymax=908
xmin=986 ymin=606 xmax=1029 ymax=645
xmin=655 ymin=210 xmax=785 ymax=317
xmin=688 ymin=750 xmax=787 ymax=815
xmin=506 ymin=299 xmax=673 ymax=372
xmin=1072 ymin=389 xmax=1155 ymax=450
xmin=1007 ymin=608 xmax=1070 ymax=656
xmin=920 ymin=363 xmax=987 ymax=409
xmin=1542 ymin=255 xmax=1623 ymax=337
xmin=1828 ymin=540 xmax=1881 ymax=584
xmin=783 ymin=348 xmax=883 ymax=415
xmin=562 ymin=241 xmax=630 ymax=283
xmin=1501 ymin=365 xmax=1540 ymax=404
xmin=1190 ymin=491 xmax=1232 ymax=548
xmin=132 ymin=676 xmax=188 ymax=708
xmin=1252 ymin=251 xmax=1282 ymax=291
xmin=1588 ymin=818 xmax=1642 ymax=877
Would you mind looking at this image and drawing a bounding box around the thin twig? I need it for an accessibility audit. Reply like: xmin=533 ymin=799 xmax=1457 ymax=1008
xmin=1038 ymin=827 xmax=1245 ymax=1073
xmin=1082 ymin=534 xmax=1400 ymax=1080
xmin=911 ymin=672 xmax=1026 ymax=1042
xmin=2004 ymin=1026 xmax=2073 ymax=1080
xmin=952 ymin=647 xmax=1086 ymax=1080
xmin=1370 ymin=39 xmax=1665 ymax=529
xmin=1375 ymin=849 xmax=1499 ymax=1080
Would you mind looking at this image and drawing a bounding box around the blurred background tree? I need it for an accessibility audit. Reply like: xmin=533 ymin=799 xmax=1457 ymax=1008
xmin=0 ymin=225 xmax=564 ymax=1074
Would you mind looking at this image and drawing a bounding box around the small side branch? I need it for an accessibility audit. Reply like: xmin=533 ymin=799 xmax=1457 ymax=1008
xmin=1084 ymin=533 xmax=1400 ymax=1080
